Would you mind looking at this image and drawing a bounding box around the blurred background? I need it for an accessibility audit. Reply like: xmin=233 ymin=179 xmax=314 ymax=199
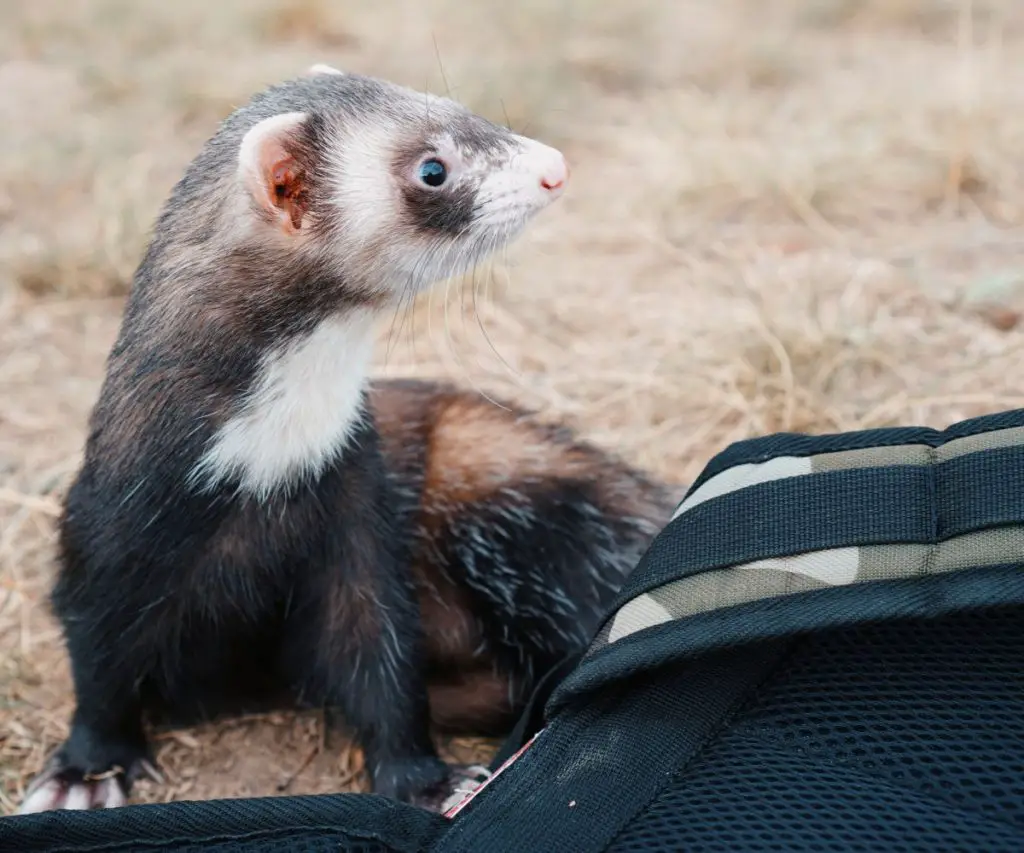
xmin=1 ymin=0 xmax=1023 ymax=812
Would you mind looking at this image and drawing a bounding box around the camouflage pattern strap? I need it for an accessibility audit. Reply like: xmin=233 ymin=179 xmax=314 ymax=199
xmin=588 ymin=526 xmax=1024 ymax=653
xmin=586 ymin=422 xmax=1024 ymax=658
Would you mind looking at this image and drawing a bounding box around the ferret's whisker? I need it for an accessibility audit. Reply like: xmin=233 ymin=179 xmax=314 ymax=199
xmin=473 ymin=248 xmax=520 ymax=384
xmin=441 ymin=244 xmax=467 ymax=378
xmin=422 ymin=239 xmax=456 ymax=369
xmin=465 ymin=260 xmax=492 ymax=378
xmin=433 ymin=234 xmax=511 ymax=412
xmin=392 ymin=285 xmax=417 ymax=367
xmin=382 ymin=289 xmax=406 ymax=368
xmin=432 ymin=34 xmax=452 ymax=99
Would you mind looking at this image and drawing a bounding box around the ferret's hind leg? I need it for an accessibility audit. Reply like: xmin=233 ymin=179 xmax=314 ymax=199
xmin=401 ymin=381 xmax=673 ymax=688
xmin=427 ymin=666 xmax=526 ymax=735
xmin=430 ymin=476 xmax=668 ymax=682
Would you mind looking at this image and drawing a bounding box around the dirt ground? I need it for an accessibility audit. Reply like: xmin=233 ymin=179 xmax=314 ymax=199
xmin=2 ymin=0 xmax=1024 ymax=816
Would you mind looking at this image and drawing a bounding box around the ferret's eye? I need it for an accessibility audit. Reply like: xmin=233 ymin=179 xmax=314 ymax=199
xmin=418 ymin=158 xmax=448 ymax=188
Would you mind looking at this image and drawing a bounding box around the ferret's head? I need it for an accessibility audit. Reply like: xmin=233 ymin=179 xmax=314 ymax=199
xmin=223 ymin=64 xmax=567 ymax=302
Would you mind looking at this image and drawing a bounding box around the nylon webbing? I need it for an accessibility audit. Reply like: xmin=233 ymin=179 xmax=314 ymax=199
xmin=546 ymin=410 xmax=1024 ymax=717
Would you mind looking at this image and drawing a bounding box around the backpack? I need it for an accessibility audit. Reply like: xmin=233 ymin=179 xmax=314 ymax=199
xmin=4 ymin=408 xmax=1024 ymax=852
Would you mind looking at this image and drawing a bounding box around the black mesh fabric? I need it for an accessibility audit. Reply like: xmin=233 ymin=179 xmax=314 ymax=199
xmin=0 ymin=792 xmax=446 ymax=853
xmin=606 ymin=606 xmax=1024 ymax=852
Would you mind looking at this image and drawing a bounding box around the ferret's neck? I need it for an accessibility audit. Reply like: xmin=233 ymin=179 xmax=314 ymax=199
xmin=188 ymin=306 xmax=379 ymax=502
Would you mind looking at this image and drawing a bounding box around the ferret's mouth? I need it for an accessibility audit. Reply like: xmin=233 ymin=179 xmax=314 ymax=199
xmin=474 ymin=211 xmax=532 ymax=236
xmin=471 ymin=192 xmax=561 ymax=237
xmin=465 ymin=213 xmax=538 ymax=260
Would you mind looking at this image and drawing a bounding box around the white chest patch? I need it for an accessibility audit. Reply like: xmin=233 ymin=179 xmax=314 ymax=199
xmin=191 ymin=309 xmax=377 ymax=500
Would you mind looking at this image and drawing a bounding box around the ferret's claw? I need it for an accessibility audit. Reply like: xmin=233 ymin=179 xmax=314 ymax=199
xmin=18 ymin=774 xmax=127 ymax=814
xmin=16 ymin=754 xmax=154 ymax=814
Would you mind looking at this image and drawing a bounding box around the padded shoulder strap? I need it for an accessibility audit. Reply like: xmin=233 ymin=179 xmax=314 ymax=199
xmin=547 ymin=409 xmax=1024 ymax=716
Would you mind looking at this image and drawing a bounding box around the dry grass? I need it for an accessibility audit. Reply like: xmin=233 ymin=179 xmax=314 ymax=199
xmin=2 ymin=0 xmax=1024 ymax=815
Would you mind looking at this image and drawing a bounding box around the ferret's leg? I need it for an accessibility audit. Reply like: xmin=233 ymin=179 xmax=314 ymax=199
xmin=427 ymin=667 xmax=526 ymax=735
xmin=284 ymin=488 xmax=449 ymax=805
xmin=18 ymin=626 xmax=157 ymax=813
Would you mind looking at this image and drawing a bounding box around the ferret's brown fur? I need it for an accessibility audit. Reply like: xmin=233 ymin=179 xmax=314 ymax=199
xmin=371 ymin=378 xmax=670 ymax=734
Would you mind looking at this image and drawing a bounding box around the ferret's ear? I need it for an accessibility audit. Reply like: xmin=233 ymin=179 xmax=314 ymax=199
xmin=306 ymin=63 xmax=344 ymax=76
xmin=237 ymin=111 xmax=311 ymax=235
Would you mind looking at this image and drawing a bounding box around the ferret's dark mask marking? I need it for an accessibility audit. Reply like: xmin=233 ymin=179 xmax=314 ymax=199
xmin=401 ymin=182 xmax=477 ymax=236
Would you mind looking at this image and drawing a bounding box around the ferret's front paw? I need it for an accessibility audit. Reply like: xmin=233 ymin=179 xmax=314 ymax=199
xmin=371 ymin=754 xmax=450 ymax=806
xmin=410 ymin=763 xmax=494 ymax=814
xmin=17 ymin=751 xmax=162 ymax=814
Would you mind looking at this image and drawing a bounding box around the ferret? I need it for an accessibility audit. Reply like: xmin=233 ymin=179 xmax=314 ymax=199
xmin=17 ymin=64 xmax=672 ymax=815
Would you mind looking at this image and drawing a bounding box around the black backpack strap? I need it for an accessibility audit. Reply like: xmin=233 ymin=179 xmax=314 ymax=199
xmin=487 ymin=652 xmax=582 ymax=772
xmin=547 ymin=409 xmax=1024 ymax=717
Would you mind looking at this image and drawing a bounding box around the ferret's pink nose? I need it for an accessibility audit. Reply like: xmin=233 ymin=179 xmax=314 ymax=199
xmin=540 ymin=156 xmax=569 ymax=193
